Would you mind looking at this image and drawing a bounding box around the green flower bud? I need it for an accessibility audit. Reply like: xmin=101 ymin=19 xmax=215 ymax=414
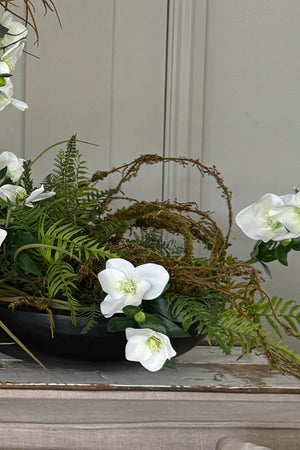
xmin=15 ymin=187 xmax=27 ymax=202
xmin=134 ymin=311 xmax=146 ymax=323
xmin=280 ymin=239 xmax=291 ymax=247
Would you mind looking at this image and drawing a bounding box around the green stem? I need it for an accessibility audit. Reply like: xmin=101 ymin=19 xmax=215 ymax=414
xmin=4 ymin=206 xmax=11 ymax=229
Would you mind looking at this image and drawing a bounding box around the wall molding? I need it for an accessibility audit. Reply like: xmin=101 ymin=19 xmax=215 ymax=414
xmin=163 ymin=0 xmax=207 ymax=204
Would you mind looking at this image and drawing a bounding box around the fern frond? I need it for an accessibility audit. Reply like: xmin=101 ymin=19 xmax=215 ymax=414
xmin=20 ymin=160 xmax=33 ymax=193
xmin=218 ymin=308 xmax=263 ymax=354
xmin=46 ymin=261 xmax=79 ymax=323
xmin=78 ymin=302 xmax=103 ymax=334
xmin=38 ymin=219 xmax=113 ymax=263
xmin=9 ymin=201 xmax=55 ymax=235
xmin=43 ymin=135 xmax=108 ymax=226
xmin=166 ymin=291 xmax=232 ymax=352
xmin=243 ymin=296 xmax=300 ymax=339
xmin=272 ymin=342 xmax=300 ymax=364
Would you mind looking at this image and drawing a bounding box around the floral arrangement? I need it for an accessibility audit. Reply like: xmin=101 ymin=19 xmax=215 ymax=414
xmin=0 ymin=5 xmax=300 ymax=375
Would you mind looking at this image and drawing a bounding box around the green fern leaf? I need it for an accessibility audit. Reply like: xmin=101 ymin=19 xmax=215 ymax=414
xmin=46 ymin=261 xmax=79 ymax=323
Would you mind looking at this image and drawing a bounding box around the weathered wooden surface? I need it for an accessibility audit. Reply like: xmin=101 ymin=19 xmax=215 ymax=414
xmin=0 ymin=389 xmax=299 ymax=449
xmin=0 ymin=347 xmax=299 ymax=449
xmin=0 ymin=346 xmax=298 ymax=391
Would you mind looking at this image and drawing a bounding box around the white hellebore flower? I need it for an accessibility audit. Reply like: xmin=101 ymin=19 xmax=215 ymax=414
xmin=0 ymin=78 xmax=28 ymax=111
xmin=0 ymin=184 xmax=26 ymax=203
xmin=235 ymin=193 xmax=295 ymax=242
xmin=0 ymin=228 xmax=7 ymax=246
xmin=0 ymin=184 xmax=55 ymax=206
xmin=1 ymin=42 xmax=25 ymax=72
xmin=125 ymin=327 xmax=176 ymax=372
xmin=269 ymin=191 xmax=300 ymax=237
xmin=0 ymin=151 xmax=24 ymax=181
xmin=99 ymin=258 xmax=169 ymax=318
xmin=0 ymin=12 xmax=28 ymax=48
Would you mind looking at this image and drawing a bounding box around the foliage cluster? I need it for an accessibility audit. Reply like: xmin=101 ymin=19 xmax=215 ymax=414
xmin=0 ymin=137 xmax=299 ymax=377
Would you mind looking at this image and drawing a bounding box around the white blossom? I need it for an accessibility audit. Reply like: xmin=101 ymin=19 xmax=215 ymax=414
xmin=235 ymin=193 xmax=296 ymax=242
xmin=0 ymin=184 xmax=55 ymax=206
xmin=99 ymin=258 xmax=169 ymax=318
xmin=0 ymin=184 xmax=26 ymax=203
xmin=125 ymin=327 xmax=176 ymax=372
xmin=0 ymin=151 xmax=24 ymax=182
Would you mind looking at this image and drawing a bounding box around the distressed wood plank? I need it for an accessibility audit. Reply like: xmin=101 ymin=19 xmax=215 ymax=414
xmin=0 ymin=346 xmax=298 ymax=391
xmin=0 ymin=348 xmax=299 ymax=450
xmin=0 ymin=390 xmax=299 ymax=450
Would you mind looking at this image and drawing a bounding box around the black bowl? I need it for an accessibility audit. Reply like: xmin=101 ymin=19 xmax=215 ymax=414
xmin=0 ymin=307 xmax=204 ymax=363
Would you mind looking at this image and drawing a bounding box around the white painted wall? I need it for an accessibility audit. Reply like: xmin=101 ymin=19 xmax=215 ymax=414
xmin=7 ymin=0 xmax=168 ymax=201
xmin=2 ymin=0 xmax=300 ymax=349
xmin=198 ymin=0 xmax=300 ymax=351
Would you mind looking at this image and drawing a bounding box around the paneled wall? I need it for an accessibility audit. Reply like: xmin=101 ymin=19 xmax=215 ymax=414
xmin=2 ymin=0 xmax=300 ymax=349
xmin=199 ymin=1 xmax=300 ymax=351
xmin=3 ymin=0 xmax=168 ymax=200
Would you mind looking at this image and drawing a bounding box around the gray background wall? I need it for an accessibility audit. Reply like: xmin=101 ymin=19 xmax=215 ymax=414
xmin=2 ymin=0 xmax=300 ymax=350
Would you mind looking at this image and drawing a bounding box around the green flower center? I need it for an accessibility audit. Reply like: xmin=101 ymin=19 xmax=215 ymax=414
xmin=266 ymin=215 xmax=283 ymax=231
xmin=146 ymin=336 xmax=163 ymax=352
xmin=119 ymin=279 xmax=137 ymax=296
xmin=293 ymin=206 xmax=300 ymax=216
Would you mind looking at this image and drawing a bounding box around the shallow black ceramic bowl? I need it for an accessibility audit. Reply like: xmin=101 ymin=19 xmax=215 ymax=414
xmin=0 ymin=307 xmax=204 ymax=362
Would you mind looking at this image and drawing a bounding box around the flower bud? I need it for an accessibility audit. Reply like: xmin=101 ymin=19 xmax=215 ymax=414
xmin=134 ymin=311 xmax=146 ymax=323
xmin=280 ymin=239 xmax=291 ymax=247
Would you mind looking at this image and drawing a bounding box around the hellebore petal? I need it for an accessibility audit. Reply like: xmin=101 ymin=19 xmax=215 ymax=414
xmin=269 ymin=205 xmax=300 ymax=236
xmin=98 ymin=258 xmax=169 ymax=318
xmin=235 ymin=193 xmax=292 ymax=242
xmin=9 ymin=97 xmax=28 ymax=111
xmin=280 ymin=193 xmax=296 ymax=205
xmin=99 ymin=268 xmax=128 ymax=300
xmin=100 ymin=295 xmax=129 ymax=318
xmin=25 ymin=185 xmax=55 ymax=207
xmin=1 ymin=150 xmax=25 ymax=181
xmin=0 ymin=92 xmax=9 ymax=111
xmin=0 ymin=228 xmax=7 ymax=246
xmin=106 ymin=258 xmax=135 ymax=279
xmin=125 ymin=336 xmax=152 ymax=361
xmin=134 ymin=263 xmax=169 ymax=300
xmin=0 ymin=61 xmax=9 ymax=75
xmin=1 ymin=42 xmax=24 ymax=72
xmin=0 ymin=79 xmax=28 ymax=112
xmin=125 ymin=327 xmax=176 ymax=372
